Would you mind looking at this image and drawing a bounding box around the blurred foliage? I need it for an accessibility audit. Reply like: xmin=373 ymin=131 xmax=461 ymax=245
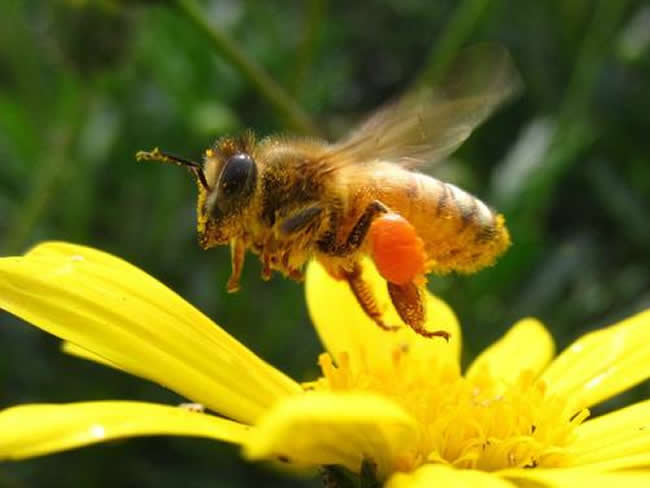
xmin=1 ymin=0 xmax=650 ymax=486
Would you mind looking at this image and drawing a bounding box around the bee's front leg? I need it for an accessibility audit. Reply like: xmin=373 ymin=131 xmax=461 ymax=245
xmin=226 ymin=238 xmax=246 ymax=293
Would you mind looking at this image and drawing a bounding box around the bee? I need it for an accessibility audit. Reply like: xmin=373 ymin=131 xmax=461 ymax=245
xmin=137 ymin=44 xmax=519 ymax=339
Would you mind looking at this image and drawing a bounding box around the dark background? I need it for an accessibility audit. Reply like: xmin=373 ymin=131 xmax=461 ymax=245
xmin=1 ymin=0 xmax=649 ymax=486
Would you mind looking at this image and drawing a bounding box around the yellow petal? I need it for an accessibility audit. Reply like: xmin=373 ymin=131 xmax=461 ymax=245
xmin=502 ymin=467 xmax=650 ymax=488
xmin=569 ymin=399 xmax=650 ymax=467
xmin=62 ymin=341 xmax=125 ymax=372
xmin=566 ymin=452 xmax=650 ymax=472
xmin=243 ymin=391 xmax=418 ymax=479
xmin=0 ymin=401 xmax=249 ymax=460
xmin=542 ymin=309 xmax=650 ymax=409
xmin=386 ymin=464 xmax=516 ymax=488
xmin=305 ymin=258 xmax=460 ymax=373
xmin=466 ymin=318 xmax=554 ymax=384
xmin=0 ymin=241 xmax=301 ymax=424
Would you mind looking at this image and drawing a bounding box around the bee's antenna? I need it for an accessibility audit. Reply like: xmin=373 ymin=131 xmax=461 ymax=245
xmin=136 ymin=148 xmax=209 ymax=191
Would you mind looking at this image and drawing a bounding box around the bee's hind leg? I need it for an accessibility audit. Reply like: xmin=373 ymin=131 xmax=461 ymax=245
xmin=387 ymin=281 xmax=450 ymax=340
xmin=317 ymin=200 xmax=389 ymax=257
xmin=342 ymin=262 xmax=400 ymax=332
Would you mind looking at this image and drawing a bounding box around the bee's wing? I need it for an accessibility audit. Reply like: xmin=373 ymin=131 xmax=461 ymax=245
xmin=325 ymin=44 xmax=521 ymax=169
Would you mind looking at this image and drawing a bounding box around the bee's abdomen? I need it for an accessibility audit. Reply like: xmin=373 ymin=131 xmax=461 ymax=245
xmin=372 ymin=169 xmax=510 ymax=274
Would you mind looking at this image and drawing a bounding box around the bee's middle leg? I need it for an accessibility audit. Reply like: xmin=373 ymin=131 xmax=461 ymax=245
xmin=342 ymin=262 xmax=400 ymax=332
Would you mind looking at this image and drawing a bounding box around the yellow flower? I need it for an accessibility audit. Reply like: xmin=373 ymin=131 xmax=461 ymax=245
xmin=1 ymin=241 xmax=650 ymax=487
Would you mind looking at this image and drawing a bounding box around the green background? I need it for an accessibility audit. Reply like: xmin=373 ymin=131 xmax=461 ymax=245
xmin=1 ymin=0 xmax=649 ymax=486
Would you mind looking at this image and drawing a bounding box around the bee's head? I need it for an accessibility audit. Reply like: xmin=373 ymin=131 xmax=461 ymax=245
xmin=198 ymin=132 xmax=258 ymax=248
xmin=136 ymin=132 xmax=258 ymax=249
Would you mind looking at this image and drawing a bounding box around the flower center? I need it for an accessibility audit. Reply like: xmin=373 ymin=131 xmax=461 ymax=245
xmin=308 ymin=346 xmax=588 ymax=473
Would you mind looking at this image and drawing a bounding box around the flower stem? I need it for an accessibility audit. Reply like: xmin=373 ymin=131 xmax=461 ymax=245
xmin=174 ymin=0 xmax=320 ymax=136
xmin=4 ymin=127 xmax=73 ymax=255
xmin=291 ymin=0 xmax=326 ymax=96
xmin=519 ymin=0 xmax=630 ymax=215
xmin=421 ymin=0 xmax=494 ymax=83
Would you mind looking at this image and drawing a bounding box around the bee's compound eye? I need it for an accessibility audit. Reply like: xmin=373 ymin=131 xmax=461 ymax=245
xmin=219 ymin=153 xmax=257 ymax=199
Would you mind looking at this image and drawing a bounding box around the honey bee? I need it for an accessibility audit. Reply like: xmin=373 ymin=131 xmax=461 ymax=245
xmin=137 ymin=44 xmax=519 ymax=339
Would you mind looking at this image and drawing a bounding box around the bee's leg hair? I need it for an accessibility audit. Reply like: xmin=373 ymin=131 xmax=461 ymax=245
xmin=342 ymin=262 xmax=400 ymax=332
xmin=387 ymin=281 xmax=450 ymax=340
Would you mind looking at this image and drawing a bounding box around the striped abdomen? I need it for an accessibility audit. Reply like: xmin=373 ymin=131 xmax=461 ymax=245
xmin=355 ymin=164 xmax=510 ymax=274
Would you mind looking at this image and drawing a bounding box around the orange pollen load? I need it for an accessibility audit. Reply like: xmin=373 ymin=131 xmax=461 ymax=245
xmin=369 ymin=213 xmax=427 ymax=285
